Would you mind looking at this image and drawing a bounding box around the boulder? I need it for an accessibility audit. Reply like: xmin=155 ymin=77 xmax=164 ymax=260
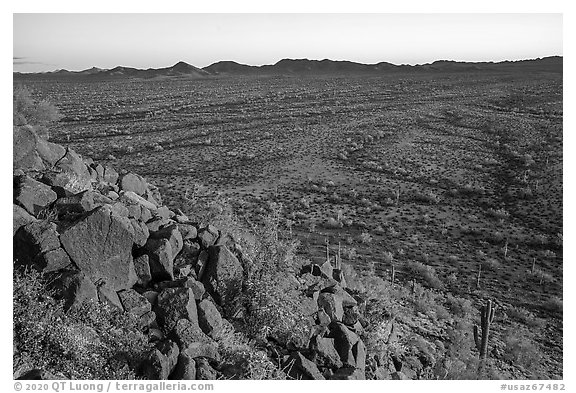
xmin=195 ymin=358 xmax=217 ymax=380
xmin=317 ymin=292 xmax=344 ymax=322
xmin=329 ymin=367 xmax=365 ymax=380
xmin=285 ymin=352 xmax=325 ymax=380
xmin=197 ymin=299 xmax=223 ymax=338
xmin=177 ymin=224 xmax=198 ymax=241
xmin=119 ymin=173 xmax=148 ymax=196
xmin=102 ymin=166 xmax=119 ymax=184
xmin=142 ymin=349 xmax=172 ymax=380
xmin=145 ymin=238 xmax=175 ymax=281
xmin=130 ymin=219 xmax=150 ymax=247
xmin=47 ymin=269 xmax=98 ymax=311
xmin=321 ymin=285 xmax=357 ymax=307
xmin=13 ymin=125 xmax=46 ymax=171
xmin=311 ymin=336 xmax=343 ymax=369
xmin=155 ymin=288 xmax=198 ymax=331
xmin=181 ymin=342 xmax=220 ymax=362
xmin=42 ymin=149 xmax=93 ymax=193
xmin=328 ymin=322 xmax=360 ymax=368
xmin=14 ymin=220 xmax=69 ymax=272
xmin=155 ymin=206 xmax=173 ymax=220
xmin=171 ymin=353 xmax=196 ymax=380
xmin=53 ymin=190 xmax=113 ymax=216
xmin=118 ymin=289 xmax=152 ymax=317
xmin=169 ymin=319 xmax=212 ymax=349
xmin=13 ymin=204 xmax=37 ymax=235
xmin=195 ymin=250 xmax=209 ymax=280
xmin=134 ymin=255 xmax=152 ymax=287
xmin=119 ymin=190 xmax=158 ymax=212
xmin=202 ymin=245 xmax=243 ymax=317
xmin=59 ymin=206 xmax=137 ymax=291
xmin=96 ymin=283 xmax=123 ymax=310
xmin=197 ymin=226 xmax=219 ymax=249
xmin=14 ymin=175 xmax=57 ymax=216
xmin=150 ymin=224 xmax=183 ymax=257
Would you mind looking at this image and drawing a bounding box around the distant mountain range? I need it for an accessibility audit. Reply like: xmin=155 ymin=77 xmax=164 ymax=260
xmin=14 ymin=56 xmax=562 ymax=79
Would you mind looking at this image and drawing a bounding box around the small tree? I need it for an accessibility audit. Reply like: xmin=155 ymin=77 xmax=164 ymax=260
xmin=13 ymin=85 xmax=61 ymax=138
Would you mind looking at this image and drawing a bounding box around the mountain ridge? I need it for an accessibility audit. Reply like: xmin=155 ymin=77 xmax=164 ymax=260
xmin=14 ymin=56 xmax=563 ymax=78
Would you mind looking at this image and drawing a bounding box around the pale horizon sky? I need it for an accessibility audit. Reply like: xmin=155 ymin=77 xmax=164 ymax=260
xmin=13 ymin=13 xmax=563 ymax=73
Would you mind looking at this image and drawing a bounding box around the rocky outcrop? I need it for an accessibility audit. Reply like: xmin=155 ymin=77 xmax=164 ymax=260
xmin=13 ymin=124 xmax=374 ymax=381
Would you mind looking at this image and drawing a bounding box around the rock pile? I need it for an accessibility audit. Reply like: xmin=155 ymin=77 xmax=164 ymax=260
xmin=13 ymin=125 xmax=372 ymax=380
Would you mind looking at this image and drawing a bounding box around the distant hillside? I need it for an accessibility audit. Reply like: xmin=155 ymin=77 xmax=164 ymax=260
xmin=13 ymin=56 xmax=562 ymax=79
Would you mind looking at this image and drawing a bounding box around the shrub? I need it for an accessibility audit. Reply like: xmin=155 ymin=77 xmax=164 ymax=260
xmin=502 ymin=330 xmax=543 ymax=371
xmin=13 ymin=268 xmax=149 ymax=379
xmin=13 ymin=85 xmax=61 ymax=138
xmin=404 ymin=260 xmax=443 ymax=289
xmin=241 ymin=205 xmax=312 ymax=347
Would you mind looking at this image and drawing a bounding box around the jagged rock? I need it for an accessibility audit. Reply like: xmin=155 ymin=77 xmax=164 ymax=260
xmin=286 ymin=352 xmax=325 ymax=380
xmin=197 ymin=225 xmax=219 ymax=248
xmin=155 ymin=288 xmax=198 ymax=331
xmin=14 ymin=175 xmax=57 ymax=216
xmin=177 ymin=224 xmax=198 ymax=241
xmin=141 ymin=206 xmax=153 ymax=223
xmin=118 ymin=289 xmax=152 ymax=317
xmin=319 ymin=260 xmax=334 ymax=279
xmin=142 ymin=348 xmax=173 ymax=380
xmin=53 ymin=190 xmax=114 ymax=217
xmin=329 ymin=367 xmax=365 ymax=380
xmin=13 ymin=204 xmax=37 ymax=235
xmin=318 ymin=292 xmax=344 ymax=322
xmin=134 ymin=255 xmax=152 ymax=286
xmin=14 ymin=220 xmax=68 ymax=272
xmin=158 ymin=340 xmax=180 ymax=372
xmin=328 ymin=322 xmax=360 ymax=368
xmin=59 ymin=206 xmax=137 ymax=291
xmin=42 ymin=149 xmax=93 ymax=193
xmin=102 ymin=166 xmax=119 ymax=184
xmin=47 ymin=269 xmax=98 ymax=310
xmin=146 ymin=217 xmax=173 ymax=232
xmin=321 ymin=285 xmax=357 ymax=307
xmin=119 ymin=190 xmax=158 ymax=212
xmin=169 ymin=319 xmax=212 ymax=348
xmin=197 ymin=299 xmax=223 ymax=338
xmin=145 ymin=184 xmax=163 ymax=207
xmin=109 ymin=202 xmax=129 ymax=217
xmin=195 ymin=358 xmax=217 ymax=380
xmin=317 ymin=309 xmax=332 ymax=326
xmin=145 ymin=238 xmax=174 ymax=281
xmin=203 ymin=245 xmax=243 ymax=317
xmin=130 ymin=219 xmax=150 ymax=247
xmin=181 ymin=341 xmax=220 ymax=362
xmin=150 ymin=224 xmax=183 ymax=257
xmin=155 ymin=206 xmax=173 ymax=220
xmin=119 ymin=173 xmax=147 ymax=196
xmin=352 ymin=340 xmax=367 ymax=371
xmin=310 ymin=336 xmax=343 ymax=369
xmin=126 ymin=203 xmax=141 ymax=220
xmin=96 ymin=283 xmax=123 ymax=309
xmin=171 ymin=353 xmax=196 ymax=380
xmin=13 ymin=125 xmax=46 ymax=171
xmin=140 ymin=311 xmax=157 ymax=329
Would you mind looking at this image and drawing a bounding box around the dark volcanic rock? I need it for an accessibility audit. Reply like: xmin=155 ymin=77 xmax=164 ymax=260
xmin=197 ymin=299 xmax=223 ymax=338
xmin=155 ymin=288 xmax=198 ymax=331
xmin=118 ymin=289 xmax=152 ymax=317
xmin=13 ymin=204 xmax=37 ymax=235
xmin=119 ymin=173 xmax=148 ymax=196
xmin=59 ymin=206 xmax=137 ymax=291
xmin=145 ymin=238 xmax=175 ymax=281
xmin=42 ymin=149 xmax=92 ymax=193
xmin=169 ymin=319 xmax=212 ymax=348
xmin=285 ymin=352 xmax=325 ymax=380
xmin=134 ymin=254 xmax=152 ymax=286
xmin=311 ymin=336 xmax=343 ymax=369
xmin=203 ymin=245 xmax=243 ymax=317
xmin=14 ymin=220 xmax=69 ymax=272
xmin=14 ymin=175 xmax=57 ymax=216
xmin=171 ymin=353 xmax=196 ymax=380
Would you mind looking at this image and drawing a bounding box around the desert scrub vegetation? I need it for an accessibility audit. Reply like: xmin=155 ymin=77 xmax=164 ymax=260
xmin=13 ymin=268 xmax=149 ymax=379
xmin=239 ymin=204 xmax=312 ymax=348
xmin=13 ymin=85 xmax=62 ymax=138
xmin=403 ymin=260 xmax=443 ymax=289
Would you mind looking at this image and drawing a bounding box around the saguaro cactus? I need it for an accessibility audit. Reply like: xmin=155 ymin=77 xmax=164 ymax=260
xmin=473 ymin=299 xmax=497 ymax=359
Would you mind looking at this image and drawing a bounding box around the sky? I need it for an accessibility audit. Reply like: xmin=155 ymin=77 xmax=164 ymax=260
xmin=13 ymin=13 xmax=563 ymax=73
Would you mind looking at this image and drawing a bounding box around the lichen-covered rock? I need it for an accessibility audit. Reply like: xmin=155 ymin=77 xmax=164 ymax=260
xmin=119 ymin=173 xmax=148 ymax=196
xmin=59 ymin=206 xmax=137 ymax=291
xmin=42 ymin=149 xmax=93 ymax=193
xmin=14 ymin=175 xmax=57 ymax=216
xmin=13 ymin=204 xmax=37 ymax=235
xmin=155 ymin=288 xmax=198 ymax=331
xmin=14 ymin=220 xmax=69 ymax=272
xmin=203 ymin=245 xmax=243 ymax=317
xmin=197 ymin=299 xmax=223 ymax=338
xmin=118 ymin=289 xmax=152 ymax=317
